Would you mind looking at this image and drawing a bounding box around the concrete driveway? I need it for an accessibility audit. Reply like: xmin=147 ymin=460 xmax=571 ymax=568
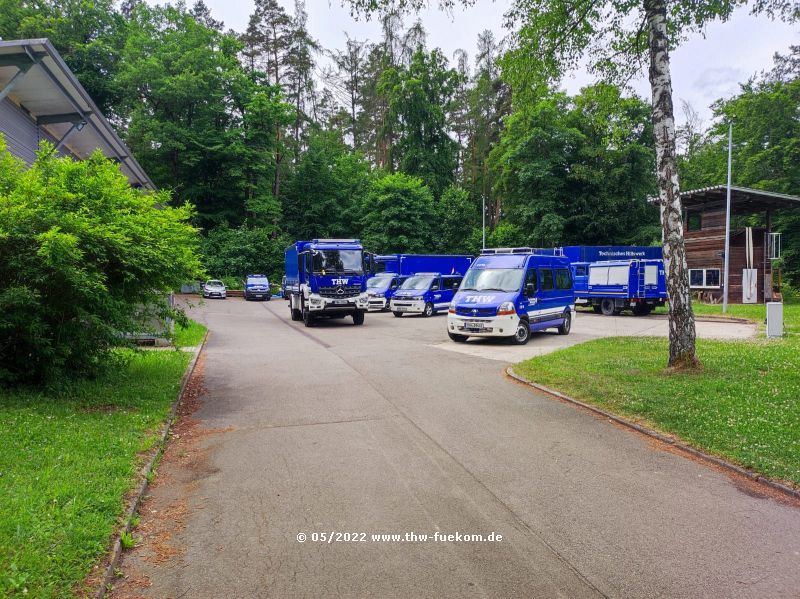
xmin=435 ymin=308 xmax=756 ymax=362
xmin=113 ymin=298 xmax=797 ymax=599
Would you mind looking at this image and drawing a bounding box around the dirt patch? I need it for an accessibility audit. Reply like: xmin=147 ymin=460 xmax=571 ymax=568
xmin=110 ymin=353 xmax=235 ymax=598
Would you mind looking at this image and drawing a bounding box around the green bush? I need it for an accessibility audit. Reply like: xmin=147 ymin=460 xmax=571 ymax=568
xmin=0 ymin=139 xmax=203 ymax=384
xmin=200 ymin=225 xmax=289 ymax=283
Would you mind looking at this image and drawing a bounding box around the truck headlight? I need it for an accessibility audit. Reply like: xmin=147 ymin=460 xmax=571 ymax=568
xmin=497 ymin=301 xmax=516 ymax=316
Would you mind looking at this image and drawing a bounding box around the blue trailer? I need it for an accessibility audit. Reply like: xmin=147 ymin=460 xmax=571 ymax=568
xmin=572 ymin=259 xmax=667 ymax=316
xmin=561 ymin=245 xmax=663 ymax=263
xmin=367 ymin=254 xmax=473 ymax=311
xmin=285 ymin=239 xmax=370 ymax=327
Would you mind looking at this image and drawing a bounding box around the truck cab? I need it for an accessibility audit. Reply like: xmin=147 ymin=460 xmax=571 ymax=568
xmin=389 ymin=272 xmax=463 ymax=317
xmin=284 ymin=239 xmax=370 ymax=327
xmin=446 ymin=248 xmax=575 ymax=345
xmin=365 ymin=273 xmax=408 ymax=311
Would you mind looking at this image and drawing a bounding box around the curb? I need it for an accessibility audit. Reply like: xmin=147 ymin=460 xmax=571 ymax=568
xmin=505 ymin=366 xmax=800 ymax=502
xmin=94 ymin=331 xmax=208 ymax=599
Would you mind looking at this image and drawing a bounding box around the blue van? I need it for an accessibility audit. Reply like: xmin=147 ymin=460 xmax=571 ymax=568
xmin=243 ymin=274 xmax=271 ymax=301
xmin=389 ymin=272 xmax=464 ymax=317
xmin=446 ymin=248 xmax=575 ymax=344
xmin=365 ymin=273 xmax=409 ymax=311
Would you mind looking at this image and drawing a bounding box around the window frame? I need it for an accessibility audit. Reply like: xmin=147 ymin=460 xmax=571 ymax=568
xmin=540 ymin=268 xmax=555 ymax=291
xmin=689 ymin=268 xmax=721 ymax=289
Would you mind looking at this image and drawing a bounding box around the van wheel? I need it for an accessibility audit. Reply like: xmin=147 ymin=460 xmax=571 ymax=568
xmin=423 ymin=302 xmax=434 ymax=317
xmin=511 ymin=320 xmax=530 ymax=345
xmin=352 ymin=311 xmax=365 ymax=325
xmin=558 ymin=311 xmax=572 ymax=335
xmin=393 ymin=311 xmax=403 ymax=318
xmin=600 ymin=298 xmax=617 ymax=316
xmin=448 ymin=332 xmax=468 ymax=343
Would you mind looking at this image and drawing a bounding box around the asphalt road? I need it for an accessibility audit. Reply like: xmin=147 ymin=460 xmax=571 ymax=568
xmin=115 ymin=298 xmax=799 ymax=599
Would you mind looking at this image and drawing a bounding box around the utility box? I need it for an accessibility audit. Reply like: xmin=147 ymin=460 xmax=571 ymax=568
xmin=766 ymin=302 xmax=784 ymax=338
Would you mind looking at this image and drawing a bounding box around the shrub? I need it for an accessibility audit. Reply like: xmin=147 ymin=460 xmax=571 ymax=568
xmin=200 ymin=225 xmax=289 ymax=283
xmin=0 ymin=139 xmax=203 ymax=384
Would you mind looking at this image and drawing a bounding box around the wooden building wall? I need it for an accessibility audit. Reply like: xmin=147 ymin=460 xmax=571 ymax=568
xmin=684 ymin=208 xmax=772 ymax=303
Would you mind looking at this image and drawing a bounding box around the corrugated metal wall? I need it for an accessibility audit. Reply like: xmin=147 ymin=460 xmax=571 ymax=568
xmin=0 ymin=98 xmax=71 ymax=162
xmin=0 ymin=98 xmax=38 ymax=164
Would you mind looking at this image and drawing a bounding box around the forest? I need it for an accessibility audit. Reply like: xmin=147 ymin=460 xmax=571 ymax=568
xmin=0 ymin=0 xmax=797 ymax=285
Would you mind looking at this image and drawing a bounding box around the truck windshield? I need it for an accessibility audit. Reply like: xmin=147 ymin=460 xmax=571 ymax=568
xmin=400 ymin=275 xmax=434 ymax=290
xmin=312 ymin=249 xmax=363 ymax=274
xmin=460 ymin=269 xmax=524 ymax=292
xmin=367 ymin=277 xmax=392 ymax=290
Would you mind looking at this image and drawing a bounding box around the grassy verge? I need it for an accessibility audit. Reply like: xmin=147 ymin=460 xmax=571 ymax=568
xmin=174 ymin=319 xmax=207 ymax=347
xmin=515 ymin=304 xmax=800 ymax=486
xmin=0 ymin=350 xmax=192 ymax=598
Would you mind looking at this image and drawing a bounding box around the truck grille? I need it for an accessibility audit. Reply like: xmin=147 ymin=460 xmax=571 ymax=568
xmin=455 ymin=306 xmax=497 ymax=317
xmin=319 ymin=284 xmax=361 ymax=298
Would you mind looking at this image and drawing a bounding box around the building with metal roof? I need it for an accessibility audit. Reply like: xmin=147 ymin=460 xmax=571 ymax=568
xmin=0 ymin=38 xmax=154 ymax=189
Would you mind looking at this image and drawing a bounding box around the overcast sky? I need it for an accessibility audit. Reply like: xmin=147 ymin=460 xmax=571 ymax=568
xmin=174 ymin=0 xmax=796 ymax=126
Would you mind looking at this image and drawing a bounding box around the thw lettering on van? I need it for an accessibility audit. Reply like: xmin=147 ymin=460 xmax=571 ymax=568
xmin=463 ymin=295 xmax=496 ymax=304
xmin=332 ymin=278 xmax=350 ymax=285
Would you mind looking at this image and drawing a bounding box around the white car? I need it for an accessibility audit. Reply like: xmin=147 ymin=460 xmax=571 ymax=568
xmin=202 ymin=280 xmax=227 ymax=299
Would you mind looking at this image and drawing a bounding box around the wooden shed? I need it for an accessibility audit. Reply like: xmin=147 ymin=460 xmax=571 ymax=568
xmin=680 ymin=186 xmax=799 ymax=303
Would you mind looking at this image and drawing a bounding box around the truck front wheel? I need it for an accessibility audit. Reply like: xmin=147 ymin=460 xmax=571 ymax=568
xmin=352 ymin=311 xmax=365 ymax=326
xmin=302 ymin=303 xmax=315 ymax=327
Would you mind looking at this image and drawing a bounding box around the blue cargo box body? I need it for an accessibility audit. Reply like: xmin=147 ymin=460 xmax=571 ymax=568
xmin=374 ymin=254 xmax=473 ymax=276
xmin=572 ymin=259 xmax=667 ymax=316
xmin=561 ymin=245 xmax=662 ymax=263
xmin=446 ymin=248 xmax=575 ymax=345
xmin=284 ymin=239 xmax=369 ymax=326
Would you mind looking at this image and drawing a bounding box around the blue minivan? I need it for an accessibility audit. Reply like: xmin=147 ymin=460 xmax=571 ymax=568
xmin=389 ymin=272 xmax=464 ymax=317
xmin=365 ymin=273 xmax=409 ymax=311
xmin=243 ymin=274 xmax=271 ymax=301
xmin=446 ymin=248 xmax=575 ymax=344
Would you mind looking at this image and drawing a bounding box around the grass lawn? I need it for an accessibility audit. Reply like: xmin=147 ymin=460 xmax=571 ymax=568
xmin=173 ymin=319 xmax=208 ymax=347
xmin=516 ymin=303 xmax=800 ymax=486
xmin=0 ymin=350 xmax=191 ymax=598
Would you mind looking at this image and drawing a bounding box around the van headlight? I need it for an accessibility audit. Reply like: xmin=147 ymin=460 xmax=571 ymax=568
xmin=448 ymin=300 xmax=456 ymax=314
xmin=497 ymin=301 xmax=516 ymax=316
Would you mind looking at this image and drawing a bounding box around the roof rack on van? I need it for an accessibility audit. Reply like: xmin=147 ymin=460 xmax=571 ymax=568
xmin=481 ymin=247 xmax=564 ymax=256
xmin=312 ymin=238 xmax=360 ymax=243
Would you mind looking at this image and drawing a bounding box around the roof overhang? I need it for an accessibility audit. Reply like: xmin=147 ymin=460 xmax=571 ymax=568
xmin=649 ymin=185 xmax=800 ymax=214
xmin=0 ymin=39 xmax=154 ymax=190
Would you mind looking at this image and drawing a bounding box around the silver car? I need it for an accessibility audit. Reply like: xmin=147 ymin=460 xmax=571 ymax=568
xmin=202 ymin=279 xmax=227 ymax=299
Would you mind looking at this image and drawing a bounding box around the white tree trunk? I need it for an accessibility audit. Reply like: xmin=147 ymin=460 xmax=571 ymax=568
xmin=644 ymin=0 xmax=699 ymax=368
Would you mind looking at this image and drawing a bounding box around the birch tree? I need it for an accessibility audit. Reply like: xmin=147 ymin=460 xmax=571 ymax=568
xmin=345 ymin=0 xmax=797 ymax=368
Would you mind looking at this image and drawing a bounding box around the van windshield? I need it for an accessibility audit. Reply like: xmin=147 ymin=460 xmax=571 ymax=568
xmin=460 ymin=269 xmax=524 ymax=292
xmin=247 ymin=276 xmax=268 ymax=284
xmin=400 ymin=275 xmax=434 ymax=290
xmin=312 ymin=249 xmax=363 ymax=274
xmin=367 ymin=277 xmax=392 ymax=290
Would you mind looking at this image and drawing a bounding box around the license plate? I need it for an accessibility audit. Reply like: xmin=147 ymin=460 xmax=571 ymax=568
xmin=464 ymin=320 xmax=482 ymax=330
xmin=333 ymin=299 xmax=349 ymax=305
xmin=396 ymin=307 xmax=407 ymax=312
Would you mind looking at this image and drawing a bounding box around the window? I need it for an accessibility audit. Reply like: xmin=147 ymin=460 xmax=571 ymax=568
xmin=540 ymin=269 xmax=554 ymax=291
xmin=644 ymin=265 xmax=658 ymax=286
xmin=447 ymin=277 xmax=462 ymax=290
xmin=555 ymin=268 xmax=572 ymax=290
xmin=687 ymin=212 xmax=702 ymax=231
xmin=689 ymin=268 xmax=721 ymax=288
xmin=575 ymin=265 xmax=587 ymax=277
xmin=524 ymin=269 xmax=538 ymax=295
xmin=461 ymin=268 xmax=525 ymax=292
xmin=312 ymin=249 xmax=364 ymax=274
xmin=431 ymin=279 xmax=440 ymax=291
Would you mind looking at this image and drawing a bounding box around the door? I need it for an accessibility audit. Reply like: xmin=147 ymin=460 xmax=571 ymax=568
xmin=535 ymin=267 xmax=562 ymax=328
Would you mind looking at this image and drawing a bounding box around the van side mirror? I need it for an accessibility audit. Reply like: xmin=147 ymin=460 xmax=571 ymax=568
xmin=525 ymin=283 xmax=536 ymax=297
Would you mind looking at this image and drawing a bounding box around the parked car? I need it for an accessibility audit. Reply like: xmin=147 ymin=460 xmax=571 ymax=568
xmin=243 ymin=274 xmax=271 ymax=301
xmin=202 ymin=279 xmax=227 ymax=299
xmin=389 ymin=272 xmax=463 ymax=317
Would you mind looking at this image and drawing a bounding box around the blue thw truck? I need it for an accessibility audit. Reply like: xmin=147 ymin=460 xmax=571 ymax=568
xmin=285 ymin=239 xmax=370 ymax=327
xmin=366 ymin=254 xmax=473 ymax=311
xmin=446 ymin=248 xmax=574 ymax=345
